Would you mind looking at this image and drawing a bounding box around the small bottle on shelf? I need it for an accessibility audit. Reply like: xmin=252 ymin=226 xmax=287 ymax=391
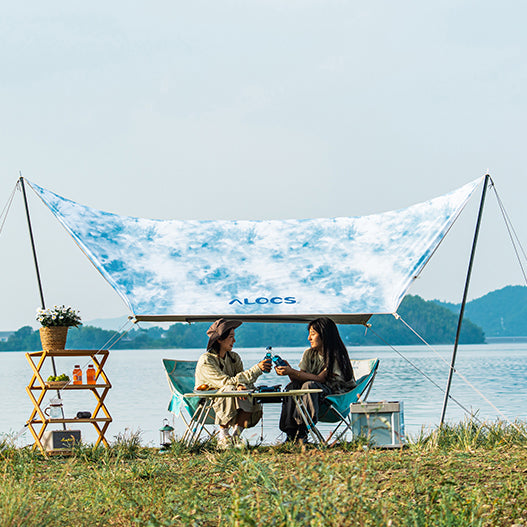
xmin=73 ymin=364 xmax=83 ymax=385
xmin=86 ymin=364 xmax=96 ymax=384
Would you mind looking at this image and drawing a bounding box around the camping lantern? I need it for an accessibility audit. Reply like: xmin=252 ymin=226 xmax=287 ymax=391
xmin=159 ymin=418 xmax=174 ymax=450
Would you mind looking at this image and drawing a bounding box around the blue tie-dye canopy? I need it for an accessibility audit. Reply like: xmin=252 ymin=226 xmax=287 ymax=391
xmin=26 ymin=178 xmax=483 ymax=324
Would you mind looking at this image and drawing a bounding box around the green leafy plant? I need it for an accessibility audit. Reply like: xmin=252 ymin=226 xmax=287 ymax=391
xmin=36 ymin=305 xmax=82 ymax=327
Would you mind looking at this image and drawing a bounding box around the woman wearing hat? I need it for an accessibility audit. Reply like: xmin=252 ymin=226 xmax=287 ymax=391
xmin=195 ymin=318 xmax=272 ymax=448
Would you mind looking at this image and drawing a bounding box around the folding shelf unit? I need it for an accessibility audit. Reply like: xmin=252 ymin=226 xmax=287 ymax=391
xmin=25 ymin=349 xmax=112 ymax=455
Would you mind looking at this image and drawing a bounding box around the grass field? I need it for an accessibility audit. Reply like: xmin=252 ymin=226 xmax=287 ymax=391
xmin=1 ymin=420 xmax=527 ymax=526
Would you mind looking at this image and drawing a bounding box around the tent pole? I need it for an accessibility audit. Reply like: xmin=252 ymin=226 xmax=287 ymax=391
xmin=440 ymin=173 xmax=491 ymax=426
xmin=20 ymin=175 xmax=46 ymax=311
xmin=20 ymin=176 xmax=64 ymax=413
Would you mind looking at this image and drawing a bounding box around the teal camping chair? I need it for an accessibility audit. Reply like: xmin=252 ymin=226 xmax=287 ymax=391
xmin=319 ymin=358 xmax=379 ymax=444
xmin=163 ymin=359 xmax=216 ymax=446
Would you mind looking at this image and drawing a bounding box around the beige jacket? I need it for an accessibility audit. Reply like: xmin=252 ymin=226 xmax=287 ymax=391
xmin=194 ymin=350 xmax=263 ymax=426
xmin=195 ymin=351 xmax=263 ymax=389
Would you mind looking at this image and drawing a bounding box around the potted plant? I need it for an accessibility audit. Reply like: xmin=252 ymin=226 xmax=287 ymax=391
xmin=36 ymin=305 xmax=82 ymax=351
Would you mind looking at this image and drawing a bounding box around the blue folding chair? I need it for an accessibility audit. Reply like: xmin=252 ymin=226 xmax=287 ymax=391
xmin=163 ymin=359 xmax=217 ymax=445
xmin=319 ymin=358 xmax=380 ymax=444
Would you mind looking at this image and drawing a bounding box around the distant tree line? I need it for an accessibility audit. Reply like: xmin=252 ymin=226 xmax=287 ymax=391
xmin=0 ymin=294 xmax=485 ymax=352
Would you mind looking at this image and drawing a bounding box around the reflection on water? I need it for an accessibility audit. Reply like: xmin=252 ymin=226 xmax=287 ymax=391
xmin=2 ymin=343 xmax=527 ymax=447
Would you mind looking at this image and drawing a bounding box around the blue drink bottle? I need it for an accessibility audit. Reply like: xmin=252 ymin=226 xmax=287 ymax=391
xmin=261 ymin=346 xmax=273 ymax=373
xmin=272 ymin=355 xmax=287 ymax=367
xmin=264 ymin=346 xmax=273 ymax=361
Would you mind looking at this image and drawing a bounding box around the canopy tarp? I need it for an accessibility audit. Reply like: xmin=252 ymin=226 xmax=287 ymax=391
xmin=26 ymin=177 xmax=483 ymax=324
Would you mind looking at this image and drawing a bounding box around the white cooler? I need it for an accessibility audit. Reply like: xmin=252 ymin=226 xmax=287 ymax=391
xmin=350 ymin=401 xmax=405 ymax=447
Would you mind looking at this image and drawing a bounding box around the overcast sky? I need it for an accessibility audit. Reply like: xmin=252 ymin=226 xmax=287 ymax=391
xmin=1 ymin=1 xmax=526 ymax=331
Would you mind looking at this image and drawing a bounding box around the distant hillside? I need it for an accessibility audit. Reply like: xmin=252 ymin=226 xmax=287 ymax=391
xmin=434 ymin=285 xmax=527 ymax=337
xmin=349 ymin=294 xmax=485 ymax=346
xmin=0 ymin=294 xmax=485 ymax=351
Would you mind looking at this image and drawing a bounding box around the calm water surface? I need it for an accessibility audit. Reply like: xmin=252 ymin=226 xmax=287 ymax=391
xmin=2 ymin=343 xmax=527 ymax=447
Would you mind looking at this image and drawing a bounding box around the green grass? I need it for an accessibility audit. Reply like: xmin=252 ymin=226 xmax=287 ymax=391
xmin=1 ymin=421 xmax=527 ymax=526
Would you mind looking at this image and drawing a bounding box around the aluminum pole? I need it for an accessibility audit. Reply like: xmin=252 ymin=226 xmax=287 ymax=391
xmin=19 ymin=176 xmax=66 ymax=429
xmin=440 ymin=174 xmax=491 ymax=426
xmin=19 ymin=176 xmax=46 ymax=310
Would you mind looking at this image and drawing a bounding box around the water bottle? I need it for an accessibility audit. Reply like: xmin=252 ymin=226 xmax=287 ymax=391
xmin=261 ymin=346 xmax=273 ymax=373
xmin=264 ymin=346 xmax=273 ymax=361
xmin=272 ymin=355 xmax=287 ymax=367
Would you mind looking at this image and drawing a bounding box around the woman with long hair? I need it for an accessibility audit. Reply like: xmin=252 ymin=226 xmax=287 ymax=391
xmin=276 ymin=316 xmax=356 ymax=443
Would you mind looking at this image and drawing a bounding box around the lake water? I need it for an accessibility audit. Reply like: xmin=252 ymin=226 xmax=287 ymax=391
xmin=2 ymin=343 xmax=527 ymax=447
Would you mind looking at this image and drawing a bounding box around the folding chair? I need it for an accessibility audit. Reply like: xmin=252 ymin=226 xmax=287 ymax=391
xmin=319 ymin=358 xmax=380 ymax=444
xmin=162 ymin=359 xmax=217 ymax=446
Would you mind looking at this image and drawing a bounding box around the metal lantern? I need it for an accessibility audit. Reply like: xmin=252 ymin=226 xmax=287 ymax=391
xmin=159 ymin=418 xmax=174 ymax=450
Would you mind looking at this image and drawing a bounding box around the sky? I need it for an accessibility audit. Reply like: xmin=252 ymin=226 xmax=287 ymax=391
xmin=1 ymin=1 xmax=526 ymax=331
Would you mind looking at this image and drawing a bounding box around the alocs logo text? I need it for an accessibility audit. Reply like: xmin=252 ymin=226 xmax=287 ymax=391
xmin=229 ymin=296 xmax=297 ymax=305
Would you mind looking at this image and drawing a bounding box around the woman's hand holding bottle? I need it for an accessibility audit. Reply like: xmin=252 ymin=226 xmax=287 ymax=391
xmin=275 ymin=362 xmax=292 ymax=376
xmin=258 ymin=358 xmax=272 ymax=372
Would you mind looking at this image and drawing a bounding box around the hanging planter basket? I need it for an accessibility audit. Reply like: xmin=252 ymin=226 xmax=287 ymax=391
xmin=39 ymin=326 xmax=69 ymax=351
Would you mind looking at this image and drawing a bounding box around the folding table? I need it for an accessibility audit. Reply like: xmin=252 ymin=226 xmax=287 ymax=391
xmin=182 ymin=388 xmax=323 ymax=447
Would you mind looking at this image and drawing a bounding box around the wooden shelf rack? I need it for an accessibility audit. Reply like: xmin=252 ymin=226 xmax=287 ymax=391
xmin=25 ymin=349 xmax=112 ymax=455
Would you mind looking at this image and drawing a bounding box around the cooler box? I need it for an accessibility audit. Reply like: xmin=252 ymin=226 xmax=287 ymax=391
xmin=350 ymin=401 xmax=405 ymax=447
xmin=41 ymin=430 xmax=81 ymax=451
